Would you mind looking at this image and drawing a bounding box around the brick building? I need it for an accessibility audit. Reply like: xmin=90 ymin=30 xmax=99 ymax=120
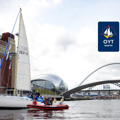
xmin=0 ymin=32 xmax=16 ymax=94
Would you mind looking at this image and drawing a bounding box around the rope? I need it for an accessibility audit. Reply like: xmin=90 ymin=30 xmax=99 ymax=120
xmin=7 ymin=65 xmax=11 ymax=88
xmin=1 ymin=56 xmax=8 ymax=86
xmin=0 ymin=10 xmax=20 ymax=68
xmin=0 ymin=58 xmax=12 ymax=94
xmin=1 ymin=78 xmax=11 ymax=88
xmin=0 ymin=57 xmax=12 ymax=89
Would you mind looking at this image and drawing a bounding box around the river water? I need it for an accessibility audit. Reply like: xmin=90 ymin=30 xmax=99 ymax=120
xmin=0 ymin=100 xmax=120 ymax=120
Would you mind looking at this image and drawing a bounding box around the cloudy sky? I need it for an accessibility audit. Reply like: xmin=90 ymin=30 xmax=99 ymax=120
xmin=1 ymin=0 xmax=120 ymax=90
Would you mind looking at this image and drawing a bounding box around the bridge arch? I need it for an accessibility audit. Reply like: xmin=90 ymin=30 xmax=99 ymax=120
xmin=61 ymin=79 xmax=120 ymax=97
xmin=79 ymin=63 xmax=120 ymax=86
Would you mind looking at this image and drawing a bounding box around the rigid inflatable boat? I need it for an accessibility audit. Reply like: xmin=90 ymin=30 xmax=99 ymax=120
xmin=27 ymin=103 xmax=69 ymax=110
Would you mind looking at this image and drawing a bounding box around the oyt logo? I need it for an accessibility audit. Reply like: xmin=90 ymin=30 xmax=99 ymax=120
xmin=98 ymin=22 xmax=119 ymax=52
xmin=101 ymin=25 xmax=116 ymax=46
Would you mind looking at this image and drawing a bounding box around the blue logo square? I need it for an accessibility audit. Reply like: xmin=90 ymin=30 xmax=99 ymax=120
xmin=98 ymin=22 xmax=119 ymax=52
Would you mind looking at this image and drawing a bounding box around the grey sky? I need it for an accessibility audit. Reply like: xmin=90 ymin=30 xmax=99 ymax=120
xmin=0 ymin=0 xmax=120 ymax=89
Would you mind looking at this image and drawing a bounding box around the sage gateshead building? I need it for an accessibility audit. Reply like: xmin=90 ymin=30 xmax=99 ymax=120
xmin=31 ymin=74 xmax=68 ymax=93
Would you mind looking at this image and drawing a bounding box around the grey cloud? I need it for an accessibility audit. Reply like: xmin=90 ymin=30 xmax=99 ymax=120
xmin=55 ymin=33 xmax=76 ymax=51
xmin=86 ymin=64 xmax=120 ymax=83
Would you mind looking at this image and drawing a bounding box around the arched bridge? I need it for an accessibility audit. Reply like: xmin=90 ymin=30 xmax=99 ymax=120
xmin=79 ymin=63 xmax=120 ymax=85
xmin=60 ymin=80 xmax=120 ymax=97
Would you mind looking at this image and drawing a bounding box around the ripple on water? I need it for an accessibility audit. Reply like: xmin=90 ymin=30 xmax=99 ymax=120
xmin=0 ymin=100 xmax=120 ymax=120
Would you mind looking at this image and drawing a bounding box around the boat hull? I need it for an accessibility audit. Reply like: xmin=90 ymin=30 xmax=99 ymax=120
xmin=27 ymin=103 xmax=69 ymax=110
xmin=0 ymin=96 xmax=33 ymax=109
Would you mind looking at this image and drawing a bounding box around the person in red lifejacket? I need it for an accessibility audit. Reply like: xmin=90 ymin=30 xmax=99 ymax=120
xmin=44 ymin=97 xmax=50 ymax=105
xmin=33 ymin=99 xmax=37 ymax=105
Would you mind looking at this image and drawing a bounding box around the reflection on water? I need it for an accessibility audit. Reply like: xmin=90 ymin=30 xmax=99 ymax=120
xmin=0 ymin=100 xmax=120 ymax=120
xmin=27 ymin=109 xmax=64 ymax=119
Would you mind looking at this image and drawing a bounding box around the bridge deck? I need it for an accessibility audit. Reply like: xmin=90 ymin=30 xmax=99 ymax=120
xmin=60 ymin=80 xmax=120 ymax=97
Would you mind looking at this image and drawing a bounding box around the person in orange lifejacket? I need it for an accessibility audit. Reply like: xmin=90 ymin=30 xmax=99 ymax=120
xmin=59 ymin=98 xmax=63 ymax=105
xmin=53 ymin=98 xmax=57 ymax=103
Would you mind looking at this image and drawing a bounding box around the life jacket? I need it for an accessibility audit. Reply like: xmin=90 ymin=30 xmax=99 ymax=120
xmin=60 ymin=98 xmax=63 ymax=103
xmin=54 ymin=99 xmax=56 ymax=103
xmin=43 ymin=97 xmax=45 ymax=101
xmin=33 ymin=101 xmax=37 ymax=105
xmin=48 ymin=100 xmax=51 ymax=105
xmin=45 ymin=99 xmax=48 ymax=105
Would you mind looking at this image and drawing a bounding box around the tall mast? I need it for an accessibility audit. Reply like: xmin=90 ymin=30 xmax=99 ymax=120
xmin=14 ymin=8 xmax=21 ymax=96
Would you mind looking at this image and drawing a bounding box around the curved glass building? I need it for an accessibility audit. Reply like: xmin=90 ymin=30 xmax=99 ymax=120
xmin=31 ymin=74 xmax=68 ymax=93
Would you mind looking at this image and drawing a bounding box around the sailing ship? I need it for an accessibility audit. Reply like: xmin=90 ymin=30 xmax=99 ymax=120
xmin=104 ymin=27 xmax=113 ymax=38
xmin=0 ymin=8 xmax=33 ymax=108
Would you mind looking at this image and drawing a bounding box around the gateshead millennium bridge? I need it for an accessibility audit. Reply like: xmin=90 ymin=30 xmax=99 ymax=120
xmin=60 ymin=63 xmax=120 ymax=97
